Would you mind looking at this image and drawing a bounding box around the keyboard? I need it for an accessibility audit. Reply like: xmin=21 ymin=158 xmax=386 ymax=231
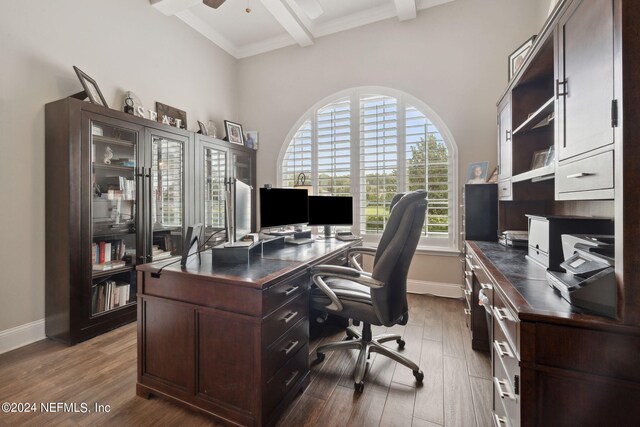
xmin=285 ymin=237 xmax=315 ymax=245
xmin=336 ymin=234 xmax=361 ymax=241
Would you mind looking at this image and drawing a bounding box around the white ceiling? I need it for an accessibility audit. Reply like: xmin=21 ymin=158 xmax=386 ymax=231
xmin=151 ymin=0 xmax=456 ymax=58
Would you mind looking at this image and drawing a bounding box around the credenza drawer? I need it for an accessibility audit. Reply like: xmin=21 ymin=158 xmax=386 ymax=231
xmin=263 ymin=318 xmax=308 ymax=380
xmin=493 ymin=293 xmax=519 ymax=358
xmin=556 ymin=150 xmax=614 ymax=195
xmin=263 ymin=271 xmax=310 ymax=315
xmin=493 ymin=324 xmax=519 ymax=390
xmin=494 ymin=351 xmax=520 ymax=427
xmin=262 ymin=293 xmax=307 ymax=346
xmin=263 ymin=344 xmax=308 ymax=417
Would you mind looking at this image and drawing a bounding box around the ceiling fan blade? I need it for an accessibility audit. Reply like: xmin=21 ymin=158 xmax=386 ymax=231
xmin=203 ymin=0 xmax=225 ymax=9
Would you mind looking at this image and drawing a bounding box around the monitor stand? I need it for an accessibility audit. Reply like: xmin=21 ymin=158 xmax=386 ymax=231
xmin=284 ymin=230 xmax=314 ymax=245
xmin=323 ymin=225 xmax=333 ymax=239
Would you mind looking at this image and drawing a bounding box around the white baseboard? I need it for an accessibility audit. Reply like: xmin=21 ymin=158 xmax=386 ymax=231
xmin=408 ymin=279 xmax=462 ymax=298
xmin=0 ymin=319 xmax=46 ymax=355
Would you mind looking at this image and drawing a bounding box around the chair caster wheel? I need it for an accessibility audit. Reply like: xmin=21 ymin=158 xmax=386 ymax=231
xmin=397 ymin=339 xmax=405 ymax=349
xmin=413 ymin=370 xmax=424 ymax=383
xmin=316 ymin=352 xmax=325 ymax=362
xmin=354 ymin=381 xmax=364 ymax=392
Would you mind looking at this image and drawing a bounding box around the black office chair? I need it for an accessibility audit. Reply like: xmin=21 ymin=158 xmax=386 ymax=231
xmin=310 ymin=191 xmax=427 ymax=392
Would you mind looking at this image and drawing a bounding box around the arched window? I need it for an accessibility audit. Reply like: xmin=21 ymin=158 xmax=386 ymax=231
xmin=279 ymin=87 xmax=458 ymax=250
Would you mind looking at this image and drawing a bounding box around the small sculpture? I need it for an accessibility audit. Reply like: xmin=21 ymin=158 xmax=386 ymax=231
xmin=104 ymin=146 xmax=113 ymax=164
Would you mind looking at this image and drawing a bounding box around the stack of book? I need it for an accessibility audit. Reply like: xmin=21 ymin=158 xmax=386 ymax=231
xmin=103 ymin=176 xmax=136 ymax=200
xmin=92 ymin=281 xmax=130 ymax=313
xmin=498 ymin=230 xmax=528 ymax=247
xmin=152 ymin=245 xmax=173 ymax=261
xmin=92 ymin=240 xmax=127 ymax=271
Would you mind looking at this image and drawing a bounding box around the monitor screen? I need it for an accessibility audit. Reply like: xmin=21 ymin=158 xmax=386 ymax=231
xmin=181 ymin=223 xmax=203 ymax=267
xmin=234 ymin=180 xmax=252 ymax=241
xmin=259 ymin=188 xmax=309 ymax=228
xmin=308 ymin=196 xmax=353 ymax=226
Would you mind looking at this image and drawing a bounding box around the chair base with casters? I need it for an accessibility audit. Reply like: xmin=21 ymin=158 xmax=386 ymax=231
xmin=315 ymin=322 xmax=424 ymax=392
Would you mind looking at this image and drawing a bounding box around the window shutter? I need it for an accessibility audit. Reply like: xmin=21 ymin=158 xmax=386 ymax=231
xmin=316 ymin=98 xmax=351 ymax=196
xmin=281 ymin=120 xmax=312 ymax=188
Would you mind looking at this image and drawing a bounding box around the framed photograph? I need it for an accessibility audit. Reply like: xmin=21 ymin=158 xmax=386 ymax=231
xmin=156 ymin=102 xmax=187 ymax=129
xmin=544 ymin=145 xmax=555 ymax=166
xmin=530 ymin=149 xmax=548 ymax=170
xmin=224 ymin=120 xmax=244 ymax=146
xmin=73 ymin=66 xmax=108 ymax=108
xmin=197 ymin=120 xmax=208 ymax=136
xmin=509 ymin=35 xmax=537 ymax=81
xmin=467 ymin=161 xmax=489 ymax=184
xmin=245 ymin=130 xmax=258 ymax=150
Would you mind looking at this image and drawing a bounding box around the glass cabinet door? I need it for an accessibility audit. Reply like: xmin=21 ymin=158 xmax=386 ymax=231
xmin=90 ymin=120 xmax=139 ymax=316
xmin=203 ymin=145 xmax=228 ymax=247
xmin=149 ymin=133 xmax=185 ymax=261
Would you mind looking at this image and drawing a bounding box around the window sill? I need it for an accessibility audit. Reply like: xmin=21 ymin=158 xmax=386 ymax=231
xmin=414 ymin=246 xmax=461 ymax=257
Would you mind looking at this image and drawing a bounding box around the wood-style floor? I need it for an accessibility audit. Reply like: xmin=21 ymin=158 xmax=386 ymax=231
xmin=0 ymin=295 xmax=491 ymax=427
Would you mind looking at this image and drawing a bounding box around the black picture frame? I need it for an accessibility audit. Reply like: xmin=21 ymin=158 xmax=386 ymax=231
xmin=508 ymin=35 xmax=537 ymax=81
xmin=224 ymin=120 xmax=245 ymax=146
xmin=156 ymin=102 xmax=187 ymax=129
xmin=197 ymin=120 xmax=208 ymax=136
xmin=73 ymin=66 xmax=108 ymax=108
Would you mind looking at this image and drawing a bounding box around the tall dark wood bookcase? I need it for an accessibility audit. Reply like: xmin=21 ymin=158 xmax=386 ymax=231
xmin=45 ymin=97 xmax=256 ymax=344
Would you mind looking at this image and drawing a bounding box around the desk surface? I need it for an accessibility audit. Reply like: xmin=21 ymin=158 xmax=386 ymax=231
xmin=137 ymin=238 xmax=357 ymax=289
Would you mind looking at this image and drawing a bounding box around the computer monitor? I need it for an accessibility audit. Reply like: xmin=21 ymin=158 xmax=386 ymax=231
xmin=308 ymin=195 xmax=353 ymax=237
xmin=259 ymin=187 xmax=309 ymax=229
xmin=234 ymin=180 xmax=252 ymax=242
xmin=181 ymin=223 xmax=203 ymax=267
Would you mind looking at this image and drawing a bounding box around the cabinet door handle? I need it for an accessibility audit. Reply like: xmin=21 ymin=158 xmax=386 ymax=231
xmin=505 ymin=130 xmax=511 ymax=142
xmin=465 ymin=254 xmax=473 ymax=261
xmin=282 ymin=340 xmax=299 ymax=355
xmin=567 ymin=172 xmax=593 ymax=179
xmin=464 ymin=289 xmax=472 ymax=296
xmin=283 ymin=370 xmax=299 ymax=387
xmin=493 ymin=413 xmax=508 ymax=427
xmin=282 ymin=311 xmax=299 ymax=324
xmin=464 ymin=271 xmax=473 ymax=277
xmin=464 ymin=308 xmax=471 ymax=315
xmin=494 ymin=377 xmax=516 ymax=400
xmin=480 ymin=283 xmax=493 ymax=290
xmin=494 ymin=340 xmax=514 ymax=359
xmin=284 ymin=286 xmax=299 ymax=296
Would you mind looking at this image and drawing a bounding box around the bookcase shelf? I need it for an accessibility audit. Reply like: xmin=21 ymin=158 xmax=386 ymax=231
xmin=513 ymin=97 xmax=555 ymax=135
xmin=92 ymin=163 xmax=135 ymax=173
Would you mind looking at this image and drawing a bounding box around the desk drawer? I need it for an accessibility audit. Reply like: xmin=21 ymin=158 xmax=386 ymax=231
xmin=493 ymin=323 xmax=519 ymax=390
xmin=263 ymin=344 xmax=308 ymax=416
xmin=494 ymin=351 xmax=520 ymax=427
xmin=493 ymin=293 xmax=518 ymax=358
xmin=323 ymin=250 xmax=349 ymax=266
xmin=556 ymin=150 xmax=614 ymax=194
xmin=263 ymin=271 xmax=310 ymax=315
xmin=263 ymin=318 xmax=308 ymax=380
xmin=262 ymin=293 xmax=307 ymax=346
xmin=498 ymin=181 xmax=512 ymax=200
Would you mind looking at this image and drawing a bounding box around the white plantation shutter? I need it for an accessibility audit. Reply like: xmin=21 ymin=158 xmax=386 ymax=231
xmin=279 ymin=88 xmax=457 ymax=249
xmin=316 ymin=98 xmax=351 ymax=196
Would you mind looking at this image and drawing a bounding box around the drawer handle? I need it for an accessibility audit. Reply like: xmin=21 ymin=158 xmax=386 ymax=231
xmin=337 ymin=256 xmax=347 ymax=263
xmin=464 ymin=271 xmax=473 ymax=277
xmin=282 ymin=340 xmax=300 ymax=355
xmin=567 ymin=172 xmax=593 ymax=179
xmin=493 ymin=413 xmax=508 ymax=427
xmin=465 ymin=254 xmax=473 ymax=261
xmin=480 ymin=283 xmax=493 ymax=290
xmin=283 ymin=370 xmax=299 ymax=387
xmin=284 ymin=286 xmax=299 ymax=296
xmin=494 ymin=377 xmax=516 ymax=400
xmin=464 ymin=308 xmax=471 ymax=315
xmin=494 ymin=340 xmax=514 ymax=359
xmin=464 ymin=289 xmax=472 ymax=296
xmin=282 ymin=311 xmax=299 ymax=324
xmin=494 ymin=307 xmax=515 ymax=323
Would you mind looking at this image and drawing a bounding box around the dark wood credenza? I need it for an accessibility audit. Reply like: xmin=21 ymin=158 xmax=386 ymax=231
xmin=135 ymin=239 xmax=357 ymax=427
xmin=466 ymin=241 xmax=640 ymax=427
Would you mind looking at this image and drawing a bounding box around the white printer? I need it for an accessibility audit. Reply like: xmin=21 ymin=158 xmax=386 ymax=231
xmin=546 ymin=235 xmax=616 ymax=317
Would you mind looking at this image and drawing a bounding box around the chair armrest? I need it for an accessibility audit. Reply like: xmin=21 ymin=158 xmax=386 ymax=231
xmin=310 ymin=265 xmax=385 ymax=313
xmin=347 ymin=246 xmax=377 ymax=272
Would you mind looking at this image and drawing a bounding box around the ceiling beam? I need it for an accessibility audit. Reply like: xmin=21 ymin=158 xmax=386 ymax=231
xmin=394 ymin=0 xmax=417 ymax=21
xmin=260 ymin=0 xmax=314 ymax=47
xmin=150 ymin=0 xmax=201 ymax=16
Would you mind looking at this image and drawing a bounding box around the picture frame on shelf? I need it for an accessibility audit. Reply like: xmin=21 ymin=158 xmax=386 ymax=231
xmin=156 ymin=102 xmax=187 ymax=129
xmin=486 ymin=166 xmax=498 ymax=183
xmin=508 ymin=35 xmax=537 ymax=81
xmin=224 ymin=120 xmax=244 ymax=146
xmin=197 ymin=121 xmax=208 ymax=136
xmin=73 ymin=66 xmax=108 ymax=108
xmin=245 ymin=131 xmax=258 ymax=150
xmin=466 ymin=161 xmax=489 ymax=184
xmin=530 ymin=149 xmax=548 ymax=170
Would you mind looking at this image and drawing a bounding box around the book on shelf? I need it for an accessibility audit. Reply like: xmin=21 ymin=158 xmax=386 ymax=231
xmin=92 ymin=280 xmax=131 ymax=313
xmin=92 ymin=260 xmax=126 ymax=271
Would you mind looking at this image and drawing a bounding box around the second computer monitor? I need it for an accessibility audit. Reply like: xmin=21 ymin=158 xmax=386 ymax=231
xmin=308 ymin=195 xmax=353 ymax=237
xmin=259 ymin=187 xmax=309 ymax=229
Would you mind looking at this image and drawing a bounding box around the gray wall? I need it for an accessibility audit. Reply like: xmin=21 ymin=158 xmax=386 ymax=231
xmin=0 ymin=0 xmax=237 ymax=332
xmin=236 ymin=0 xmax=543 ymax=290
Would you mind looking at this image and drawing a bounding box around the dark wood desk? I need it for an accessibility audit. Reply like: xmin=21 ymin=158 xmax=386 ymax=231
xmin=136 ymin=239 xmax=356 ymax=427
